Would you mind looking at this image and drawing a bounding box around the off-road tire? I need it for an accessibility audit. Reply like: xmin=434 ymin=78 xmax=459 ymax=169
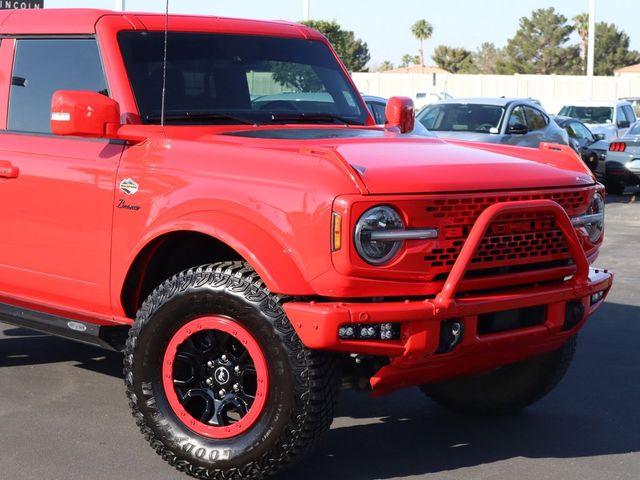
xmin=124 ymin=261 xmax=339 ymax=480
xmin=421 ymin=336 xmax=577 ymax=415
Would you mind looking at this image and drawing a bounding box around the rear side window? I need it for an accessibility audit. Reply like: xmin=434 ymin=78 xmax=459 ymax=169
xmin=8 ymin=39 xmax=108 ymax=134
xmin=622 ymin=105 xmax=636 ymax=123
xmin=571 ymin=121 xmax=593 ymax=141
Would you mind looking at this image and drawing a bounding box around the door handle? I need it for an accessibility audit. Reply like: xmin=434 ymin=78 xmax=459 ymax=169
xmin=0 ymin=161 xmax=19 ymax=179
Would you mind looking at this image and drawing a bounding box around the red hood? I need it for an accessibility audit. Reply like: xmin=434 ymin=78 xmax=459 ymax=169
xmin=332 ymin=137 xmax=595 ymax=194
xmin=125 ymin=125 xmax=595 ymax=195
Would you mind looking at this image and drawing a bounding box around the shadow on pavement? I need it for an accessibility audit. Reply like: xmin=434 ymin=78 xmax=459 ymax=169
xmin=1 ymin=300 xmax=638 ymax=480
xmin=0 ymin=324 xmax=123 ymax=378
xmin=605 ymin=186 xmax=638 ymax=204
xmin=282 ymin=300 xmax=640 ymax=479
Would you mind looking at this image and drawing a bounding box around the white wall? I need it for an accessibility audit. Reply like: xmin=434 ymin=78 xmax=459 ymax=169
xmin=352 ymin=72 xmax=640 ymax=114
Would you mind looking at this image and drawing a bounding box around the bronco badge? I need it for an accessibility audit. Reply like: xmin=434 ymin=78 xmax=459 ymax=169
xmin=119 ymin=178 xmax=139 ymax=195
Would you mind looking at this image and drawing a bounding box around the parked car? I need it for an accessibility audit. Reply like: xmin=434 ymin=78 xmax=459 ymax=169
xmin=362 ymin=94 xmax=388 ymax=124
xmin=416 ymin=97 xmax=569 ymax=148
xmin=602 ymin=121 xmax=640 ymax=194
xmin=0 ymin=8 xmax=613 ymax=480
xmin=360 ymin=95 xmax=432 ymax=136
xmin=414 ymin=91 xmax=453 ymax=111
xmin=557 ymin=100 xmax=637 ymax=141
xmin=553 ymin=115 xmax=608 ymax=176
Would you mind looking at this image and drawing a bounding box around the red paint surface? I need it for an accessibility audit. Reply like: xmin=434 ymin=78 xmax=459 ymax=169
xmin=0 ymin=9 xmax=613 ymax=392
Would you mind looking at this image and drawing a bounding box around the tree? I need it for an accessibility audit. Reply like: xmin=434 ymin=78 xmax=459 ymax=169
xmin=400 ymin=53 xmax=420 ymax=68
xmin=432 ymin=45 xmax=473 ymax=73
xmin=573 ymin=12 xmax=589 ymax=73
xmin=501 ymin=7 xmax=581 ymax=74
xmin=374 ymin=60 xmax=394 ymax=72
xmin=593 ymin=22 xmax=640 ymax=76
xmin=411 ymin=19 xmax=433 ymax=67
xmin=470 ymin=42 xmax=507 ymax=74
xmin=272 ymin=20 xmax=370 ymax=91
xmin=301 ymin=20 xmax=370 ymax=72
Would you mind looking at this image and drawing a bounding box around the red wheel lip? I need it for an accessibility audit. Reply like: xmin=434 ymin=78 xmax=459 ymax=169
xmin=162 ymin=316 xmax=269 ymax=439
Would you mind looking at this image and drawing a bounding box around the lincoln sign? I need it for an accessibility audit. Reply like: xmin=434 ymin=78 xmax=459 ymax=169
xmin=0 ymin=1 xmax=43 ymax=8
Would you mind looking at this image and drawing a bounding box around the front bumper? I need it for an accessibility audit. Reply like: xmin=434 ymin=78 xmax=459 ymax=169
xmin=627 ymin=159 xmax=640 ymax=180
xmin=283 ymin=199 xmax=614 ymax=395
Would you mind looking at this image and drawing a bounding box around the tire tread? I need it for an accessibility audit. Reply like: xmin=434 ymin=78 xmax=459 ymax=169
xmin=123 ymin=261 xmax=338 ymax=480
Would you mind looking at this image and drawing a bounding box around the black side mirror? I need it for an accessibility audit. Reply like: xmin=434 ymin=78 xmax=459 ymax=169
xmin=618 ymin=120 xmax=630 ymax=129
xmin=508 ymin=123 xmax=528 ymax=135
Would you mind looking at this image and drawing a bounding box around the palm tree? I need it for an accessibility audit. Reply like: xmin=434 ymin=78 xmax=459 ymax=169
xmin=411 ymin=19 xmax=433 ymax=67
xmin=573 ymin=12 xmax=589 ymax=73
xmin=376 ymin=60 xmax=394 ymax=72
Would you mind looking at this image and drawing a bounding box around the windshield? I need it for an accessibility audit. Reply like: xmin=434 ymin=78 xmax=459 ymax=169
xmin=118 ymin=32 xmax=368 ymax=125
xmin=417 ymin=103 xmax=505 ymax=133
xmin=557 ymin=106 xmax=613 ymax=124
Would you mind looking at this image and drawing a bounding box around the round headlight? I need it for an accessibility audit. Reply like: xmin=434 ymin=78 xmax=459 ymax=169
xmin=354 ymin=205 xmax=405 ymax=265
xmin=585 ymin=193 xmax=605 ymax=243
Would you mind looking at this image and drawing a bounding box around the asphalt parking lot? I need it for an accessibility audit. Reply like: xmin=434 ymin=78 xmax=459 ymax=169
xmin=1 ymin=189 xmax=639 ymax=480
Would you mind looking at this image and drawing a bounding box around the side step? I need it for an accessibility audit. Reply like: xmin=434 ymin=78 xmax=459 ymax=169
xmin=0 ymin=302 xmax=129 ymax=352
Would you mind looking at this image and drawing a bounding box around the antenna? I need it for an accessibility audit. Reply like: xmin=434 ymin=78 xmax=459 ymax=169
xmin=160 ymin=0 xmax=170 ymax=126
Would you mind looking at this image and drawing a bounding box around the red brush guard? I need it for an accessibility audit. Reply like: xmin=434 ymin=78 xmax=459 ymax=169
xmin=425 ymin=191 xmax=589 ymax=274
xmin=285 ymin=197 xmax=613 ymax=395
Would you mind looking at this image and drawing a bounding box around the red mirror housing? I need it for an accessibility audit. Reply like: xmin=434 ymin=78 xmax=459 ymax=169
xmin=51 ymin=90 xmax=120 ymax=138
xmin=385 ymin=96 xmax=415 ymax=134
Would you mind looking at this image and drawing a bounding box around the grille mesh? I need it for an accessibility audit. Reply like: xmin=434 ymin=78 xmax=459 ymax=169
xmin=421 ymin=190 xmax=589 ymax=278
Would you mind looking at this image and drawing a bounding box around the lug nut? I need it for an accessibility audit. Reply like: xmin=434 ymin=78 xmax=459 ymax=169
xmin=234 ymin=365 xmax=241 ymax=374
xmin=205 ymin=377 xmax=214 ymax=386
xmin=206 ymin=360 xmax=214 ymax=368
xmin=221 ymin=355 xmax=228 ymax=362
xmin=218 ymin=389 xmax=226 ymax=397
xmin=233 ymin=383 xmax=240 ymax=392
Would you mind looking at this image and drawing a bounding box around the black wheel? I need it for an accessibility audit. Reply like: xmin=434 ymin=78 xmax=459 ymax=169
xmin=605 ymin=177 xmax=625 ymax=195
xmin=421 ymin=336 xmax=577 ymax=415
xmin=124 ymin=262 xmax=339 ymax=480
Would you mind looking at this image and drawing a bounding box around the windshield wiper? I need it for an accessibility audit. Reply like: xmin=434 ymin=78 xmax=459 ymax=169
xmin=269 ymin=113 xmax=360 ymax=125
xmin=145 ymin=112 xmax=259 ymax=125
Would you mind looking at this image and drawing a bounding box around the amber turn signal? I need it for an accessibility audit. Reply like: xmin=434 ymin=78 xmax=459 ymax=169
xmin=332 ymin=212 xmax=342 ymax=252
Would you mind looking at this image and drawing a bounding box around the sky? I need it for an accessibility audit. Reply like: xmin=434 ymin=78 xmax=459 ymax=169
xmin=45 ymin=0 xmax=640 ymax=67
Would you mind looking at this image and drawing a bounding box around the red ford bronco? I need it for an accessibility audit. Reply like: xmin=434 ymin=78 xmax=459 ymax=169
xmin=0 ymin=8 xmax=612 ymax=480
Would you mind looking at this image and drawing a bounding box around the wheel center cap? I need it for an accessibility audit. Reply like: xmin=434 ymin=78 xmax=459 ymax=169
xmin=214 ymin=366 xmax=230 ymax=385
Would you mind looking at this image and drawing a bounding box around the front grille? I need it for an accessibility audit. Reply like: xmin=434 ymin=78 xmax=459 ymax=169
xmin=419 ymin=189 xmax=590 ymax=281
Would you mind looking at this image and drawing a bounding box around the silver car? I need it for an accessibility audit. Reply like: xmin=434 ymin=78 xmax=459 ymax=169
xmin=557 ymin=100 xmax=637 ymax=141
xmin=417 ymin=97 xmax=568 ymax=148
xmin=603 ymin=121 xmax=640 ymax=194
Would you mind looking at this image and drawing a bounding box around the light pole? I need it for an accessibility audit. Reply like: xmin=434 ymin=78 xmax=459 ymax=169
xmin=303 ymin=0 xmax=309 ymax=21
xmin=115 ymin=0 xmax=125 ymax=11
xmin=587 ymin=0 xmax=595 ymax=99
